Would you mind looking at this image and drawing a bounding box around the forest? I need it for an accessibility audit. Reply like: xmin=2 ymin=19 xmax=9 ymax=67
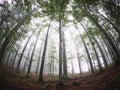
xmin=0 ymin=0 xmax=120 ymax=90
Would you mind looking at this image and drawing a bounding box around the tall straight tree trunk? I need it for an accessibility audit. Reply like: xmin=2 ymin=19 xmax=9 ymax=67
xmin=101 ymin=36 xmax=117 ymax=64
xmin=75 ymin=43 xmax=82 ymax=74
xmin=11 ymin=46 xmax=20 ymax=68
xmin=80 ymin=23 xmax=102 ymax=71
xmin=9 ymin=53 xmax=15 ymax=67
xmin=62 ymin=32 xmax=68 ymax=77
xmin=58 ymin=13 xmax=63 ymax=81
xmin=52 ymin=58 xmax=54 ymax=76
xmin=71 ymin=57 xmax=75 ymax=75
xmin=23 ymin=45 xmax=33 ymax=72
xmin=77 ymin=28 xmax=94 ymax=73
xmin=2 ymin=51 xmax=9 ymax=66
xmin=22 ymin=60 xmax=27 ymax=72
xmin=5 ymin=52 xmax=11 ymax=67
xmin=49 ymin=59 xmax=52 ymax=76
xmin=26 ymin=30 xmax=41 ymax=77
xmin=16 ymin=32 xmax=34 ymax=73
xmin=93 ymin=37 xmax=108 ymax=68
xmin=38 ymin=21 xmax=51 ymax=82
xmin=9 ymin=52 xmax=16 ymax=67
xmin=99 ymin=36 xmax=111 ymax=64
xmin=72 ymin=37 xmax=82 ymax=74
xmin=107 ymin=32 xmax=119 ymax=51
xmin=101 ymin=43 xmax=111 ymax=64
xmin=3 ymin=51 xmax=10 ymax=66
xmin=58 ymin=0 xmax=64 ymax=82
xmin=36 ymin=43 xmax=43 ymax=77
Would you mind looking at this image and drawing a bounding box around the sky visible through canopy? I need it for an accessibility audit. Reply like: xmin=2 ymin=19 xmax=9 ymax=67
xmin=0 ymin=0 xmax=97 ymax=74
xmin=0 ymin=0 xmax=112 ymax=75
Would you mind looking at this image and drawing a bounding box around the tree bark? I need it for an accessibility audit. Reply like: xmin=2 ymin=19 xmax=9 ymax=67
xmin=16 ymin=32 xmax=34 ymax=73
xmin=36 ymin=43 xmax=43 ymax=77
xmin=77 ymin=28 xmax=94 ymax=73
xmin=62 ymin=32 xmax=68 ymax=76
xmin=26 ymin=30 xmax=41 ymax=77
xmin=73 ymin=38 xmax=82 ymax=74
xmin=11 ymin=46 xmax=20 ymax=68
xmin=38 ymin=21 xmax=51 ymax=82
xmin=93 ymin=37 xmax=108 ymax=68
xmin=80 ymin=23 xmax=102 ymax=71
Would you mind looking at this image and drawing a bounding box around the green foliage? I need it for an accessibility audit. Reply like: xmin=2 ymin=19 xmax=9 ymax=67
xmin=0 ymin=0 xmax=120 ymax=83
xmin=72 ymin=6 xmax=85 ymax=22
xmin=103 ymin=0 xmax=120 ymax=26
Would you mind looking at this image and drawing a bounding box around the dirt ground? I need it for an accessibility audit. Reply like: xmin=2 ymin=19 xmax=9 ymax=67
xmin=0 ymin=66 xmax=120 ymax=90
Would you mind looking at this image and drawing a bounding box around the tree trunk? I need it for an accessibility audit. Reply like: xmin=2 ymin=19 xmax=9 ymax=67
xmin=5 ymin=52 xmax=11 ymax=67
xmin=94 ymin=37 xmax=108 ymax=68
xmin=71 ymin=59 xmax=74 ymax=75
xmin=22 ymin=60 xmax=27 ymax=72
xmin=99 ymin=36 xmax=111 ymax=64
xmin=102 ymin=37 xmax=116 ymax=65
xmin=38 ymin=21 xmax=51 ymax=82
xmin=52 ymin=58 xmax=54 ymax=76
xmin=58 ymin=15 xmax=63 ymax=81
xmin=80 ymin=23 xmax=102 ymax=71
xmin=26 ymin=30 xmax=41 ymax=77
xmin=77 ymin=28 xmax=94 ymax=73
xmin=2 ymin=51 xmax=9 ymax=66
xmin=36 ymin=43 xmax=43 ymax=77
xmin=73 ymin=38 xmax=82 ymax=74
xmin=62 ymin=32 xmax=68 ymax=77
xmin=11 ymin=46 xmax=20 ymax=68
xmin=8 ymin=53 xmax=15 ymax=67
xmin=16 ymin=32 xmax=34 ymax=73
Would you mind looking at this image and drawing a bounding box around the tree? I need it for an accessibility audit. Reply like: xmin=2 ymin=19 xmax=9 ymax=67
xmin=11 ymin=45 xmax=21 ymax=68
xmin=77 ymin=27 xmax=94 ymax=73
xmin=93 ymin=37 xmax=108 ymax=68
xmin=36 ymin=42 xmax=43 ymax=77
xmin=62 ymin=32 xmax=68 ymax=77
xmin=26 ymin=30 xmax=41 ymax=77
xmin=16 ymin=31 xmax=35 ymax=73
xmin=70 ymin=32 xmax=82 ymax=74
xmin=81 ymin=24 xmax=102 ymax=71
xmin=38 ymin=21 xmax=51 ymax=82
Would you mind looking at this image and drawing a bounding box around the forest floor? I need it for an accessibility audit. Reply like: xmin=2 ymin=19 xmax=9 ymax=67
xmin=0 ymin=66 xmax=120 ymax=90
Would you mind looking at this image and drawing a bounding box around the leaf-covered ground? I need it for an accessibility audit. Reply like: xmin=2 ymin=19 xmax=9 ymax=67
xmin=0 ymin=66 xmax=120 ymax=90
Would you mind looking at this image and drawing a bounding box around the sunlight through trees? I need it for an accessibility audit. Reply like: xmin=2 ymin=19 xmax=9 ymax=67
xmin=0 ymin=0 xmax=120 ymax=84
